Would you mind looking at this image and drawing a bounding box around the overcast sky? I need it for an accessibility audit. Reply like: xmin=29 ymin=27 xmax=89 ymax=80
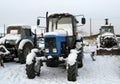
xmin=0 ymin=0 xmax=120 ymax=35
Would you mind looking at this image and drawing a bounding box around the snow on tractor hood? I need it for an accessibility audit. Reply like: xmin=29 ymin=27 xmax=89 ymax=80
xmin=44 ymin=30 xmax=68 ymax=36
xmin=96 ymin=32 xmax=116 ymax=46
xmin=101 ymin=32 xmax=115 ymax=37
xmin=0 ymin=34 xmax=21 ymax=44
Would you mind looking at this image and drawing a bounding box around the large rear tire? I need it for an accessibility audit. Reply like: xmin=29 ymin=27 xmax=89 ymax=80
xmin=19 ymin=42 xmax=33 ymax=64
xmin=67 ymin=62 xmax=78 ymax=81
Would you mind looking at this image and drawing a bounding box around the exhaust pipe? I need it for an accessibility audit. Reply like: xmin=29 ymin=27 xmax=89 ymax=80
xmin=105 ymin=18 xmax=108 ymax=25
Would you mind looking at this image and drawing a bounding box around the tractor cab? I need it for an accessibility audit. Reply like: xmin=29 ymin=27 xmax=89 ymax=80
xmin=7 ymin=25 xmax=33 ymax=40
xmin=47 ymin=13 xmax=78 ymax=36
xmin=37 ymin=13 xmax=85 ymax=56
xmin=100 ymin=25 xmax=114 ymax=35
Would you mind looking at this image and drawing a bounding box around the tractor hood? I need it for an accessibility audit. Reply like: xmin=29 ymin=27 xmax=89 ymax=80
xmin=97 ymin=32 xmax=116 ymax=46
xmin=101 ymin=32 xmax=116 ymax=38
xmin=0 ymin=34 xmax=21 ymax=44
xmin=44 ymin=30 xmax=68 ymax=36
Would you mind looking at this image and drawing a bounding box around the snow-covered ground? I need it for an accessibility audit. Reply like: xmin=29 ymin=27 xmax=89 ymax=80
xmin=0 ymin=46 xmax=120 ymax=84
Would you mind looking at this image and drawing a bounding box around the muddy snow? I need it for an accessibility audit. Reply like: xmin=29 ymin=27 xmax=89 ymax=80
xmin=0 ymin=46 xmax=120 ymax=84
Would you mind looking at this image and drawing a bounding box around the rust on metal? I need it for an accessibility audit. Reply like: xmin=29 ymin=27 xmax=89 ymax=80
xmin=97 ymin=49 xmax=120 ymax=55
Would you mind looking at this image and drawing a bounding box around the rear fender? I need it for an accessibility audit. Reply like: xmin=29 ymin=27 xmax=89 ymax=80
xmin=18 ymin=39 xmax=33 ymax=50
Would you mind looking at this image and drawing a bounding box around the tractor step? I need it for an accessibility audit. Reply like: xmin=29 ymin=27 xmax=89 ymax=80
xmin=96 ymin=48 xmax=120 ymax=55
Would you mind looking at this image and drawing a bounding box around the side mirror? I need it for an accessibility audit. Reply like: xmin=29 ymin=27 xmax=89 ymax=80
xmin=81 ymin=17 xmax=86 ymax=24
xmin=37 ymin=19 xmax=40 ymax=26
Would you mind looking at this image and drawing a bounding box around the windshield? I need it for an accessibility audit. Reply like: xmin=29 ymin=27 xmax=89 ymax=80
xmin=100 ymin=26 xmax=114 ymax=34
xmin=48 ymin=17 xmax=73 ymax=36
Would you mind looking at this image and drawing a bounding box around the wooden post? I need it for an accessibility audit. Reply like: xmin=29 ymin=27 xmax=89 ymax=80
xmin=4 ymin=24 xmax=5 ymax=36
xmin=90 ymin=18 xmax=92 ymax=36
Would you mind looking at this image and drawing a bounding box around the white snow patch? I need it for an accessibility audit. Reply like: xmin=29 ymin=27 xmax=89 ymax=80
xmin=70 ymin=49 xmax=79 ymax=53
xmin=96 ymin=35 xmax=100 ymax=44
xmin=76 ymin=33 xmax=83 ymax=40
xmin=84 ymin=45 xmax=96 ymax=53
xmin=31 ymin=48 xmax=40 ymax=53
xmin=0 ymin=37 xmax=6 ymax=44
xmin=59 ymin=57 xmax=64 ymax=61
xmin=0 ymin=34 xmax=21 ymax=44
xmin=101 ymin=32 xmax=114 ymax=37
xmin=67 ymin=49 xmax=78 ymax=66
xmin=0 ymin=45 xmax=10 ymax=55
xmin=10 ymin=30 xmax=18 ymax=34
xmin=26 ymin=52 xmax=36 ymax=65
xmin=44 ymin=29 xmax=67 ymax=36
xmin=26 ymin=48 xmax=45 ymax=65
xmin=96 ymin=32 xmax=117 ymax=48
xmin=97 ymin=47 xmax=119 ymax=51
xmin=48 ymin=55 xmax=53 ymax=59
xmin=75 ymin=42 xmax=82 ymax=50
xmin=0 ymin=45 xmax=120 ymax=84
xmin=18 ymin=39 xmax=33 ymax=50
xmin=39 ymin=43 xmax=44 ymax=50
xmin=5 ymin=34 xmax=21 ymax=40
xmin=36 ymin=57 xmax=47 ymax=61
xmin=83 ymin=40 xmax=89 ymax=46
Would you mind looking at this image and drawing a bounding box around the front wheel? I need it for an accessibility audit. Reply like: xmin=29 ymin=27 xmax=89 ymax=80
xmin=26 ymin=62 xmax=35 ymax=79
xmin=67 ymin=62 xmax=78 ymax=81
xmin=77 ymin=47 xmax=83 ymax=68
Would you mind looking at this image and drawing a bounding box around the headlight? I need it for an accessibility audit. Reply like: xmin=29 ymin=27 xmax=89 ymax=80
xmin=53 ymin=48 xmax=57 ymax=53
xmin=45 ymin=48 xmax=49 ymax=53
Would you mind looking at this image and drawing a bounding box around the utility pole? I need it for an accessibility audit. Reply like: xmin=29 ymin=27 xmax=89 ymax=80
xmin=4 ymin=24 xmax=5 ymax=36
xmin=90 ymin=18 xmax=92 ymax=36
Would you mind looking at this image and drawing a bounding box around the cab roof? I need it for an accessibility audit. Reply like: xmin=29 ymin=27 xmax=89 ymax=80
xmin=48 ymin=13 xmax=78 ymax=23
xmin=7 ymin=24 xmax=31 ymax=29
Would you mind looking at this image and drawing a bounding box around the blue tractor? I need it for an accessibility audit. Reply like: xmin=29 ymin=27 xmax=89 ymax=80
xmin=26 ymin=12 xmax=85 ymax=81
